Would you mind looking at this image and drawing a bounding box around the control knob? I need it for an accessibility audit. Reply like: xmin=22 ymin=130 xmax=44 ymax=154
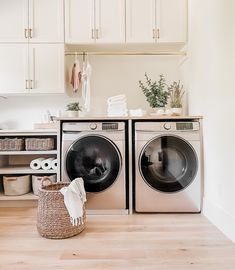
xmin=163 ymin=122 xmax=171 ymax=130
xmin=90 ymin=123 xmax=97 ymax=130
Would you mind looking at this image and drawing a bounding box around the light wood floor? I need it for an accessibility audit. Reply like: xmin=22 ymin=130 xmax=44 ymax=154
xmin=1 ymin=208 xmax=235 ymax=270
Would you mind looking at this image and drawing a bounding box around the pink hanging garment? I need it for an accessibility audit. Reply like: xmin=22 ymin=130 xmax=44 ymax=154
xmin=70 ymin=58 xmax=81 ymax=93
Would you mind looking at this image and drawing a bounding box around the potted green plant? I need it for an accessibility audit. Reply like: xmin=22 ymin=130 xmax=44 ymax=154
xmin=66 ymin=102 xmax=82 ymax=117
xmin=139 ymin=73 xmax=169 ymax=115
xmin=168 ymin=81 xmax=185 ymax=116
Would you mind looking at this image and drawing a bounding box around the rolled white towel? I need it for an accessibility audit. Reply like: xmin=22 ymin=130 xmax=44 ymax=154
xmin=41 ymin=158 xmax=55 ymax=170
xmin=51 ymin=159 xmax=58 ymax=170
xmin=30 ymin=158 xmax=46 ymax=170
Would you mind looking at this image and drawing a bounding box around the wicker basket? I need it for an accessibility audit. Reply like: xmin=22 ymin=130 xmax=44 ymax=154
xmin=25 ymin=138 xmax=54 ymax=151
xmin=37 ymin=178 xmax=85 ymax=239
xmin=0 ymin=138 xmax=24 ymax=151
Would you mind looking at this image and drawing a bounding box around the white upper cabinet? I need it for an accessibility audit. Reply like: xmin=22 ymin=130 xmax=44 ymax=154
xmin=28 ymin=0 xmax=64 ymax=43
xmin=0 ymin=44 xmax=64 ymax=94
xmin=156 ymin=0 xmax=187 ymax=43
xmin=126 ymin=0 xmax=156 ymax=43
xmin=0 ymin=44 xmax=28 ymax=94
xmin=65 ymin=0 xmax=125 ymax=43
xmin=0 ymin=0 xmax=28 ymax=43
xmin=126 ymin=0 xmax=187 ymax=43
xmin=0 ymin=0 xmax=64 ymax=43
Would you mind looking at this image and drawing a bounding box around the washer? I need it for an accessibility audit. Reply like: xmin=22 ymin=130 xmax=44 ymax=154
xmin=135 ymin=121 xmax=202 ymax=213
xmin=61 ymin=121 xmax=127 ymax=212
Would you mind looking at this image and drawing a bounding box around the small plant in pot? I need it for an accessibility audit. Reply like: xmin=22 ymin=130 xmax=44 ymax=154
xmin=66 ymin=102 xmax=82 ymax=117
xmin=168 ymin=81 xmax=185 ymax=116
xmin=139 ymin=73 xmax=169 ymax=115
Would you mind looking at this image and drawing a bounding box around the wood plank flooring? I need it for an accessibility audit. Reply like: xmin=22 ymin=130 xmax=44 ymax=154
xmin=0 ymin=208 xmax=235 ymax=270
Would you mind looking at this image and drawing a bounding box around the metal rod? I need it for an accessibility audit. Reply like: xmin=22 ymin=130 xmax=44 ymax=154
xmin=65 ymin=51 xmax=186 ymax=56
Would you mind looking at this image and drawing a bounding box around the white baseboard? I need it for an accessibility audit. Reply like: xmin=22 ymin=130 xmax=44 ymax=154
xmin=203 ymin=197 xmax=235 ymax=243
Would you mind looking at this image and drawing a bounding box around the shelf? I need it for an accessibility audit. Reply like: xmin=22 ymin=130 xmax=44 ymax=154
xmin=0 ymin=192 xmax=38 ymax=201
xmin=0 ymin=150 xmax=57 ymax=155
xmin=0 ymin=129 xmax=57 ymax=136
xmin=0 ymin=165 xmax=57 ymax=174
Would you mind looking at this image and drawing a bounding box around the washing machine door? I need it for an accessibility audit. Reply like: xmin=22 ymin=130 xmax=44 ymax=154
xmin=65 ymin=135 xmax=121 ymax=193
xmin=139 ymin=135 xmax=198 ymax=193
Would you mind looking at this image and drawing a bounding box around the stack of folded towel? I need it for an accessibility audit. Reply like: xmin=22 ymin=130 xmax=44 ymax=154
xmin=107 ymin=94 xmax=128 ymax=117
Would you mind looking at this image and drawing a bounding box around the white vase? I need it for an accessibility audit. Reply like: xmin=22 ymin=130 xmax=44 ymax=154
xmin=153 ymin=107 xmax=165 ymax=116
xmin=171 ymin=108 xmax=182 ymax=116
xmin=67 ymin=110 xmax=78 ymax=117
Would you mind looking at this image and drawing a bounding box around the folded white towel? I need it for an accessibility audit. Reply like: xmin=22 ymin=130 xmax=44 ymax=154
xmin=108 ymin=106 xmax=127 ymax=113
xmin=60 ymin=178 xmax=86 ymax=226
xmin=108 ymin=101 xmax=127 ymax=107
xmin=107 ymin=94 xmax=126 ymax=103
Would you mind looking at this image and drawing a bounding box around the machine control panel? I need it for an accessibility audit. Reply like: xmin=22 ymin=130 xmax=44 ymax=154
xmin=163 ymin=123 xmax=171 ymax=130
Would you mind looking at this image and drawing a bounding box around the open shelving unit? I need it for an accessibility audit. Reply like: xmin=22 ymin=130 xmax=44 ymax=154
xmin=0 ymin=129 xmax=58 ymax=206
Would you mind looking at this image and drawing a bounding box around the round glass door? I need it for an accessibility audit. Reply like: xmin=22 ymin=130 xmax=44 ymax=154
xmin=139 ymin=135 xmax=198 ymax=193
xmin=66 ymin=135 xmax=121 ymax=193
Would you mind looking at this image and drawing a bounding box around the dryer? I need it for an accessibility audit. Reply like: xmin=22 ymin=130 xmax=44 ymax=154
xmin=61 ymin=121 xmax=127 ymax=213
xmin=135 ymin=121 xmax=202 ymax=213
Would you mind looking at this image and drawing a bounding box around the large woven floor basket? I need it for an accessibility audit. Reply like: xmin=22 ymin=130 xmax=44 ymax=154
xmin=37 ymin=179 xmax=86 ymax=239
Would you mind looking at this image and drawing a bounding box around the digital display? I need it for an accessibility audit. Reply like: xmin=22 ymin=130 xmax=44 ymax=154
xmin=176 ymin=122 xmax=193 ymax=130
xmin=102 ymin=123 xmax=118 ymax=130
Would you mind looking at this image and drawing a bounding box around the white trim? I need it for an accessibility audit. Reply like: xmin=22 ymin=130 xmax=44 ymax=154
xmin=203 ymin=197 xmax=235 ymax=243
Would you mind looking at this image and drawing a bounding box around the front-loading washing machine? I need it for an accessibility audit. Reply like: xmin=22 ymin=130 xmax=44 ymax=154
xmin=135 ymin=120 xmax=202 ymax=213
xmin=61 ymin=121 xmax=127 ymax=213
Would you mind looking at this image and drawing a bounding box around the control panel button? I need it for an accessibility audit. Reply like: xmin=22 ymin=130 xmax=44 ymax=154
xmin=89 ymin=123 xmax=97 ymax=130
xmin=163 ymin=122 xmax=171 ymax=130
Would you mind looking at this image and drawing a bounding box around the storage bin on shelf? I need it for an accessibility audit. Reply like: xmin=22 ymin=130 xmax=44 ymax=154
xmin=37 ymin=179 xmax=85 ymax=239
xmin=32 ymin=174 xmax=57 ymax=195
xmin=0 ymin=138 xmax=24 ymax=151
xmin=3 ymin=175 xmax=31 ymax=195
xmin=25 ymin=138 xmax=55 ymax=151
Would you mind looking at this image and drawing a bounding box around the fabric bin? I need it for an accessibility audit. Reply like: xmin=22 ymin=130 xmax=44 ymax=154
xmin=25 ymin=138 xmax=55 ymax=151
xmin=3 ymin=175 xmax=31 ymax=195
xmin=32 ymin=174 xmax=56 ymax=195
xmin=0 ymin=138 xmax=24 ymax=151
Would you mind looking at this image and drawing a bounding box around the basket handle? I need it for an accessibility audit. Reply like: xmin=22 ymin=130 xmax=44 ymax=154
xmin=41 ymin=177 xmax=53 ymax=187
xmin=6 ymin=177 xmax=17 ymax=181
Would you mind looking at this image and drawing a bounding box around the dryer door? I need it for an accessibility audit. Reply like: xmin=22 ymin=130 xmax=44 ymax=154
xmin=65 ymin=135 xmax=121 ymax=193
xmin=139 ymin=135 xmax=198 ymax=193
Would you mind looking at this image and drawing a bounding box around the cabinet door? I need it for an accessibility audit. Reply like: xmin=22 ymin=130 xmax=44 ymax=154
xmin=0 ymin=44 xmax=28 ymax=94
xmin=0 ymin=0 xmax=28 ymax=43
xmin=156 ymin=0 xmax=187 ymax=43
xmin=126 ymin=0 xmax=156 ymax=43
xmin=28 ymin=0 xmax=64 ymax=43
xmin=29 ymin=44 xmax=64 ymax=94
xmin=65 ymin=0 xmax=95 ymax=44
xmin=95 ymin=0 xmax=125 ymax=43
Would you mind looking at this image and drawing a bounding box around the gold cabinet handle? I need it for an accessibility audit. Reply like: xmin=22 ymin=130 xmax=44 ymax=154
xmin=25 ymin=80 xmax=28 ymax=89
xmin=91 ymin=29 xmax=95 ymax=39
xmin=29 ymin=28 xmax=33 ymax=39
xmin=156 ymin=28 xmax=160 ymax=39
xmin=95 ymin=29 xmax=99 ymax=39
xmin=24 ymin=29 xmax=28 ymax=39
xmin=152 ymin=29 xmax=156 ymax=39
xmin=30 ymin=80 xmax=33 ymax=89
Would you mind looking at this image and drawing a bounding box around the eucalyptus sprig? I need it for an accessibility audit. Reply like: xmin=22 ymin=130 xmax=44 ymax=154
xmin=139 ymin=73 xmax=169 ymax=108
xmin=66 ymin=102 xmax=82 ymax=111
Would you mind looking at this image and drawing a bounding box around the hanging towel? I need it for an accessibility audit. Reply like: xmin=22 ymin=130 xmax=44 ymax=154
xmin=70 ymin=59 xmax=81 ymax=93
xmin=60 ymin=178 xmax=86 ymax=226
xmin=82 ymin=62 xmax=92 ymax=112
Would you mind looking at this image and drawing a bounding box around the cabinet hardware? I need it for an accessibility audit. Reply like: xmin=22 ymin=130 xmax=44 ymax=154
xmin=152 ymin=29 xmax=156 ymax=39
xmin=157 ymin=28 xmax=160 ymax=39
xmin=91 ymin=29 xmax=95 ymax=39
xmin=24 ymin=29 xmax=28 ymax=39
xmin=29 ymin=28 xmax=33 ymax=39
xmin=30 ymin=80 xmax=33 ymax=89
xmin=95 ymin=29 xmax=99 ymax=39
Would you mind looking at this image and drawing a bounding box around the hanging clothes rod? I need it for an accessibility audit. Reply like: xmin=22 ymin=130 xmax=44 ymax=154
xmin=65 ymin=51 xmax=186 ymax=56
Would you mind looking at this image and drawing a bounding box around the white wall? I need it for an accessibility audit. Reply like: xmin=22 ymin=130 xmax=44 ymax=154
xmin=1 ymin=56 xmax=182 ymax=129
xmin=186 ymin=0 xmax=235 ymax=242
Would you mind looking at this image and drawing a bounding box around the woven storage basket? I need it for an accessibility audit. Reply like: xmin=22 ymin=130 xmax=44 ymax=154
xmin=25 ymin=138 xmax=54 ymax=151
xmin=0 ymin=138 xmax=24 ymax=151
xmin=37 ymin=178 xmax=85 ymax=239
